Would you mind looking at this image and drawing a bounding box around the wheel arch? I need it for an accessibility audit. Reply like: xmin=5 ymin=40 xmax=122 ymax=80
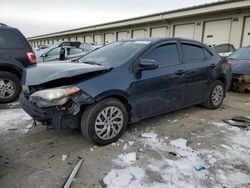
xmin=0 ymin=65 xmax=23 ymax=80
xmin=95 ymin=90 xmax=133 ymax=121
xmin=217 ymin=76 xmax=228 ymax=96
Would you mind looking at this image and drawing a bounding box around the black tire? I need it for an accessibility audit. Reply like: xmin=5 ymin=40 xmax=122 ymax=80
xmin=0 ymin=71 xmax=21 ymax=103
xmin=203 ymin=80 xmax=225 ymax=109
xmin=81 ymin=98 xmax=128 ymax=146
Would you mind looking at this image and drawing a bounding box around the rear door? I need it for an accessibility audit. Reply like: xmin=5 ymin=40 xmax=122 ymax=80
xmin=134 ymin=41 xmax=186 ymax=118
xmin=180 ymin=41 xmax=214 ymax=105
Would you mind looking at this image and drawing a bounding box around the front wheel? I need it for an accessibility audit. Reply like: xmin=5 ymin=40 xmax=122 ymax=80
xmin=203 ymin=80 xmax=225 ymax=109
xmin=81 ymin=98 xmax=128 ymax=146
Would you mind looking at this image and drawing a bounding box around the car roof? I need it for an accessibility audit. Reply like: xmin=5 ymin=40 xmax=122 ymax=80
xmin=240 ymin=46 xmax=250 ymax=49
xmin=121 ymin=37 xmax=204 ymax=45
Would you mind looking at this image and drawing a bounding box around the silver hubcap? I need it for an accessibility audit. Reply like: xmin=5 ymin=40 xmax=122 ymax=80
xmin=0 ymin=79 xmax=15 ymax=99
xmin=212 ymin=85 xmax=224 ymax=106
xmin=95 ymin=106 xmax=124 ymax=140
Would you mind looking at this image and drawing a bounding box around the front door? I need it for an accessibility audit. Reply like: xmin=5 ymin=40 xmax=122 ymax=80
xmin=134 ymin=41 xmax=186 ymax=119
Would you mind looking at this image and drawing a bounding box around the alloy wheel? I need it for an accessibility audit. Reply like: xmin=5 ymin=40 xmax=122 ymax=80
xmin=211 ymin=85 xmax=224 ymax=106
xmin=95 ymin=106 xmax=124 ymax=140
xmin=0 ymin=78 xmax=15 ymax=99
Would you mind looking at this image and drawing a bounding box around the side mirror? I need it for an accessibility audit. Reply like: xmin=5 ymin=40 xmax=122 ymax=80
xmin=137 ymin=59 xmax=159 ymax=71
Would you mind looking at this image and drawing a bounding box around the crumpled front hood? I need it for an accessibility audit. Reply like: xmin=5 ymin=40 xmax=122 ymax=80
xmin=23 ymin=62 xmax=110 ymax=86
xmin=231 ymin=60 xmax=250 ymax=75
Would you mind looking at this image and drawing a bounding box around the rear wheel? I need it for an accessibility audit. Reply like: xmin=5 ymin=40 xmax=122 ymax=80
xmin=81 ymin=98 xmax=128 ymax=146
xmin=0 ymin=71 xmax=21 ymax=103
xmin=203 ymin=80 xmax=225 ymax=109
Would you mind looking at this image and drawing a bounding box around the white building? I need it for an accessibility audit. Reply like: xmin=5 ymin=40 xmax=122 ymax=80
xmin=28 ymin=0 xmax=250 ymax=49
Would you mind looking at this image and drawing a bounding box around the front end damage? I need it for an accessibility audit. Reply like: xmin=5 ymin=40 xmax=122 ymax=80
xmin=20 ymin=86 xmax=95 ymax=130
xmin=19 ymin=62 xmax=111 ymax=129
xmin=231 ymin=74 xmax=250 ymax=92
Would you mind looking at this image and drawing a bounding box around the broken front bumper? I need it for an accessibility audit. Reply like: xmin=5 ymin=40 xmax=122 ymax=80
xmin=19 ymin=93 xmax=82 ymax=129
xmin=231 ymin=74 xmax=250 ymax=92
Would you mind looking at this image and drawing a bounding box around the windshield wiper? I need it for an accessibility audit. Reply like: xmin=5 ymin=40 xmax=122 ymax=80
xmin=82 ymin=61 xmax=102 ymax=66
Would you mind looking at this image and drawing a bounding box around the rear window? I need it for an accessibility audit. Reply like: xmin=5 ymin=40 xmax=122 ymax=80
xmin=0 ymin=30 xmax=25 ymax=49
xmin=69 ymin=48 xmax=84 ymax=55
xmin=182 ymin=43 xmax=205 ymax=62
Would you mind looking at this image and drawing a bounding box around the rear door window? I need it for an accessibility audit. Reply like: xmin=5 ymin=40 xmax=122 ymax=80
xmin=0 ymin=30 xmax=25 ymax=49
xmin=182 ymin=43 xmax=205 ymax=62
xmin=143 ymin=43 xmax=180 ymax=67
xmin=69 ymin=48 xmax=84 ymax=55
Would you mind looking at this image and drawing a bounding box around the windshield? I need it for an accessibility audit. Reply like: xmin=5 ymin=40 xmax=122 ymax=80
xmin=78 ymin=41 xmax=151 ymax=67
xmin=229 ymin=48 xmax=250 ymax=60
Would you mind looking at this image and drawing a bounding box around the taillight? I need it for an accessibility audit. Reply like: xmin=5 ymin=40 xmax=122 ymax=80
xmin=26 ymin=52 xmax=37 ymax=65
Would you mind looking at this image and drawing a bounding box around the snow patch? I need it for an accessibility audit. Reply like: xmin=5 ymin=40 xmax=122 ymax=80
xmin=170 ymin=138 xmax=188 ymax=149
xmin=123 ymin=143 xmax=128 ymax=150
xmin=0 ymin=109 xmax=32 ymax=134
xmin=114 ymin=152 xmax=136 ymax=166
xmin=103 ymin=166 xmax=145 ymax=188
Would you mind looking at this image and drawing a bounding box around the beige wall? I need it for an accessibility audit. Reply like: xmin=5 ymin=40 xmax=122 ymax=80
xmin=29 ymin=8 xmax=250 ymax=49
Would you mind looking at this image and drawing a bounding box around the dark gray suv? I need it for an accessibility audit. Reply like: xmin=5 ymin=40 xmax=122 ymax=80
xmin=0 ymin=23 xmax=36 ymax=103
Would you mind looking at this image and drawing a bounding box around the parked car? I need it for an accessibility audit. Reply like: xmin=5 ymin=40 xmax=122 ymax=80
xmin=0 ymin=23 xmax=36 ymax=103
xmin=228 ymin=46 xmax=250 ymax=92
xmin=212 ymin=43 xmax=235 ymax=57
xmin=37 ymin=44 xmax=50 ymax=50
xmin=37 ymin=45 xmax=87 ymax=62
xmin=20 ymin=38 xmax=232 ymax=145
xmin=35 ymin=41 xmax=82 ymax=62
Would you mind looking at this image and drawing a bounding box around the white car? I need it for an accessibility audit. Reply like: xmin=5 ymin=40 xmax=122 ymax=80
xmin=212 ymin=43 xmax=236 ymax=57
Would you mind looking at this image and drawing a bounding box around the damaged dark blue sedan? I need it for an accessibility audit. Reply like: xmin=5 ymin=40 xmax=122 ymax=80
xmin=20 ymin=38 xmax=232 ymax=145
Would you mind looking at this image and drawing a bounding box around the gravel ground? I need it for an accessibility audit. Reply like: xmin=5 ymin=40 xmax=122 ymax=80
xmin=0 ymin=92 xmax=249 ymax=188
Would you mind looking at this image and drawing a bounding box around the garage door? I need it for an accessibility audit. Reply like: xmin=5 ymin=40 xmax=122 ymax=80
xmin=70 ymin=37 xmax=76 ymax=41
xmin=174 ymin=24 xmax=195 ymax=39
xmin=132 ymin=29 xmax=145 ymax=38
xmin=77 ymin=36 xmax=84 ymax=43
xmin=242 ymin=17 xmax=250 ymax=47
xmin=203 ymin=19 xmax=232 ymax=47
xmin=104 ymin=33 xmax=115 ymax=44
xmin=94 ymin=34 xmax=102 ymax=44
xmin=84 ymin=35 xmax=92 ymax=43
xmin=151 ymin=27 xmax=168 ymax=37
xmin=117 ymin=31 xmax=129 ymax=41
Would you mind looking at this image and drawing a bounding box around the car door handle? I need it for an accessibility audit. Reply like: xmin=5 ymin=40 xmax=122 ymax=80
xmin=175 ymin=70 xmax=185 ymax=75
xmin=210 ymin=64 xmax=216 ymax=68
